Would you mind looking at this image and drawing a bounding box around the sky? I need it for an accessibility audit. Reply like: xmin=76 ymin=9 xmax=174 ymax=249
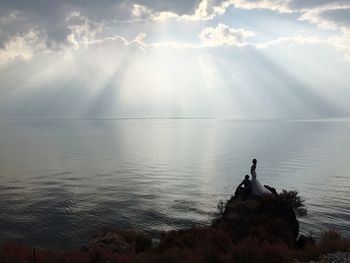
xmin=0 ymin=0 xmax=350 ymax=119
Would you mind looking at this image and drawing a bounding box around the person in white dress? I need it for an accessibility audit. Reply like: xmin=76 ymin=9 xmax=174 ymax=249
xmin=250 ymin=159 xmax=270 ymax=196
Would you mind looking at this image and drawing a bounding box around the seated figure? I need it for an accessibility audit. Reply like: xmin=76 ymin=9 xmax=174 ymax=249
xmin=235 ymin=174 xmax=251 ymax=200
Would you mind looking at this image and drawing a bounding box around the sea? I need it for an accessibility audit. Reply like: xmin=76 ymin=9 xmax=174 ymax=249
xmin=0 ymin=119 xmax=349 ymax=248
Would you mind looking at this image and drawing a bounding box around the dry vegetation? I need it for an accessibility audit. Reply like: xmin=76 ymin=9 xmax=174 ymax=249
xmin=1 ymin=191 xmax=349 ymax=263
xmin=1 ymin=230 xmax=349 ymax=263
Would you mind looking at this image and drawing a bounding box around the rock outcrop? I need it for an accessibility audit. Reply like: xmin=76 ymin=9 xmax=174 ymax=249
xmin=214 ymin=188 xmax=300 ymax=247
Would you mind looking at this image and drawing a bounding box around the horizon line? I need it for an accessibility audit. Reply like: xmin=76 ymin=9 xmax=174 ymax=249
xmin=0 ymin=117 xmax=349 ymax=122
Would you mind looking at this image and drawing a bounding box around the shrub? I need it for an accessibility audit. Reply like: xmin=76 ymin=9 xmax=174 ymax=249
xmin=231 ymin=238 xmax=293 ymax=263
xmin=319 ymin=230 xmax=350 ymax=254
xmin=122 ymin=230 xmax=152 ymax=253
xmin=158 ymin=227 xmax=209 ymax=251
xmin=211 ymin=199 xmax=228 ymax=224
xmin=320 ymin=229 xmax=341 ymax=242
xmin=278 ymin=190 xmax=307 ymax=217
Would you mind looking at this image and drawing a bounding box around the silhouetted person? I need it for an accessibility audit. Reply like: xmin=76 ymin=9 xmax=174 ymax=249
xmin=251 ymin=158 xmax=257 ymax=178
xmin=250 ymin=158 xmax=270 ymax=196
xmin=236 ymin=174 xmax=251 ymax=200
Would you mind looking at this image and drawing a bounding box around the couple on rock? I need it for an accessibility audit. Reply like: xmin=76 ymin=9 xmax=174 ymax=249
xmin=236 ymin=159 xmax=270 ymax=198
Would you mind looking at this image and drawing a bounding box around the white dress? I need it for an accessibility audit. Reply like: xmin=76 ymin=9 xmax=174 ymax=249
xmin=251 ymin=167 xmax=270 ymax=196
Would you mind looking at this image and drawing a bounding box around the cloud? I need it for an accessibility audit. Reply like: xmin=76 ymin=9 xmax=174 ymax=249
xmin=1 ymin=0 xmax=350 ymax=63
xmin=226 ymin=0 xmax=350 ymax=33
xmin=127 ymin=0 xmax=350 ymax=61
xmin=130 ymin=23 xmax=255 ymax=50
xmin=199 ymin=23 xmax=255 ymax=47
xmin=287 ymin=0 xmax=350 ymax=10
xmin=131 ymin=4 xmax=180 ymax=22
xmin=0 ymin=11 xmax=37 ymax=48
xmin=0 ymin=30 xmax=46 ymax=64
xmin=225 ymin=0 xmax=292 ymax=13
xmin=255 ymin=34 xmax=350 ymax=61
xmin=131 ymin=0 xmax=223 ymax=22
xmin=320 ymin=8 xmax=350 ymax=28
xmin=180 ymin=0 xmax=350 ymax=35
xmin=66 ymin=12 xmax=106 ymax=48
xmin=0 ymin=0 xmax=199 ymax=51
xmin=255 ymin=35 xmax=323 ymax=49
xmin=202 ymin=0 xmax=350 ymax=59
xmin=326 ymin=33 xmax=350 ymax=60
xmin=297 ymin=3 xmax=350 ymax=31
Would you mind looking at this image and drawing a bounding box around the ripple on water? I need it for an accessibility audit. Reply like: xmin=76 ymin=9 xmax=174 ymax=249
xmin=1 ymin=119 xmax=350 ymax=247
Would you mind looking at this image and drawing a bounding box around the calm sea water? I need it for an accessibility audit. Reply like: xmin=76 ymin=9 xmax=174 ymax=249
xmin=0 ymin=119 xmax=349 ymax=249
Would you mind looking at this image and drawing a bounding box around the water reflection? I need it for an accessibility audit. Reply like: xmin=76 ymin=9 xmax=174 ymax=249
xmin=0 ymin=119 xmax=349 ymax=248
